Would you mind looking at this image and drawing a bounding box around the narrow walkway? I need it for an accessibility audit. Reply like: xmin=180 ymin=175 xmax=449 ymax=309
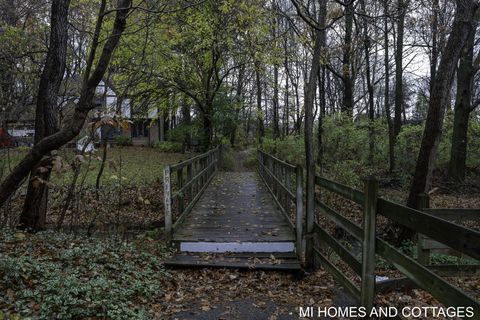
xmin=166 ymin=151 xmax=300 ymax=270
xmin=174 ymin=172 xmax=294 ymax=244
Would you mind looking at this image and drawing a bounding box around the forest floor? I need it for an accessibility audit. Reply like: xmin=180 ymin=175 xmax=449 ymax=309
xmin=1 ymin=147 xmax=479 ymax=319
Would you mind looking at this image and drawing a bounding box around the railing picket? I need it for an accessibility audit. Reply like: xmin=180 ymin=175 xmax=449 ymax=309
xmin=186 ymin=163 xmax=193 ymax=202
xmin=295 ymin=165 xmax=304 ymax=259
xmin=360 ymin=177 xmax=378 ymax=312
xmin=163 ymin=165 xmax=172 ymax=238
xmin=177 ymin=168 xmax=184 ymax=213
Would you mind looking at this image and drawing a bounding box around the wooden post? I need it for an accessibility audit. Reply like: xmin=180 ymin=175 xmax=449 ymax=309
xmin=361 ymin=177 xmax=378 ymax=312
xmin=295 ymin=165 xmax=304 ymax=259
xmin=187 ymin=163 xmax=193 ymax=202
xmin=417 ymin=193 xmax=431 ymax=265
xmin=163 ymin=165 xmax=172 ymax=239
xmin=177 ymin=168 xmax=184 ymax=214
xmin=285 ymin=169 xmax=291 ymax=212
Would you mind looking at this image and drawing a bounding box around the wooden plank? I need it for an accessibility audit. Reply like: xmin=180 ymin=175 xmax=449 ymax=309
xmin=257 ymin=169 xmax=295 ymax=231
xmin=163 ymin=165 xmax=172 ymax=237
xmin=314 ymin=223 xmax=361 ymax=275
xmin=295 ymin=165 xmax=304 ymax=259
xmin=172 ymin=168 xmax=217 ymax=232
xmin=376 ymin=238 xmax=480 ymax=314
xmin=258 ymin=149 xmax=296 ymax=171
xmin=173 ymin=172 xmax=297 ymax=246
xmin=170 ymin=147 xmax=218 ymax=171
xmin=177 ymin=167 xmax=184 ymax=213
xmin=427 ymin=264 xmax=480 ymax=276
xmin=423 ymin=208 xmax=480 ymax=222
xmin=377 ymin=198 xmax=480 ymax=261
xmin=314 ymin=248 xmax=361 ymax=300
xmin=165 ymin=254 xmax=302 ymax=271
xmin=316 ymin=200 xmax=363 ymax=241
xmin=315 ymin=175 xmax=364 ymax=205
xmin=361 ymin=178 xmax=377 ymax=312
xmin=257 ymin=160 xmax=296 ymax=199
xmin=175 ymin=160 xmax=217 ymax=196
xmin=417 ymin=194 xmax=431 ymax=265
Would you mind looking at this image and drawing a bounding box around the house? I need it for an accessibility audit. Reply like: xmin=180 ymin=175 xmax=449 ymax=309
xmin=92 ymin=79 xmax=161 ymax=146
xmin=3 ymin=78 xmax=162 ymax=147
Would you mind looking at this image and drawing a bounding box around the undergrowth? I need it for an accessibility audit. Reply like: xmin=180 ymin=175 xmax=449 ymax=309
xmin=0 ymin=230 xmax=170 ymax=319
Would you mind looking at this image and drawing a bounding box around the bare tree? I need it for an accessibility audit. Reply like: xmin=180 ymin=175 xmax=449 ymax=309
xmin=0 ymin=0 xmax=132 ymax=222
xmin=407 ymin=0 xmax=479 ymax=211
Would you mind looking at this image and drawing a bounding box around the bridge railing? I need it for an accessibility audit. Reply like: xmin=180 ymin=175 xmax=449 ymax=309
xmin=163 ymin=146 xmax=220 ymax=238
xmin=314 ymin=175 xmax=480 ymax=313
xmin=257 ymin=149 xmax=304 ymax=257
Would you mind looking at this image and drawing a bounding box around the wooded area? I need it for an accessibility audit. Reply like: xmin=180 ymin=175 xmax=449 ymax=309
xmin=1 ymin=0 xmax=479 ymax=318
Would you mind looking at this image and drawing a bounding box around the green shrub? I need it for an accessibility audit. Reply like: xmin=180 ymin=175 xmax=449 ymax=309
xmin=114 ymin=135 xmax=132 ymax=146
xmin=219 ymin=145 xmax=235 ymax=171
xmin=0 ymin=231 xmax=169 ymax=320
xmin=152 ymin=141 xmax=183 ymax=153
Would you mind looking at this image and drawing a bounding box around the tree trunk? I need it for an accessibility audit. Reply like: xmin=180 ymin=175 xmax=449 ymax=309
xmin=448 ymin=23 xmax=476 ymax=181
xmin=255 ymin=65 xmax=264 ymax=143
xmin=341 ymin=0 xmax=354 ymax=115
xmin=19 ymin=0 xmax=71 ymax=231
xmin=384 ymin=0 xmax=395 ymax=172
xmin=316 ymin=0 xmax=327 ymax=166
xmin=394 ymin=0 xmax=406 ymax=138
xmin=361 ymin=0 xmax=375 ymax=165
xmin=0 ymin=0 xmax=131 ymax=210
xmin=303 ymin=4 xmax=323 ymax=269
xmin=430 ymin=0 xmax=439 ymax=91
xmin=406 ymin=0 xmax=478 ymax=210
xmin=273 ymin=64 xmax=280 ymax=139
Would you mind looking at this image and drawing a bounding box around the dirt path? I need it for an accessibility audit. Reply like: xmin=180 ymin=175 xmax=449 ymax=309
xmin=232 ymin=149 xmax=254 ymax=172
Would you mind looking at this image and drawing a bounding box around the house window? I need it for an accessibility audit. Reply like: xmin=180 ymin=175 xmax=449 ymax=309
xmin=132 ymin=120 xmax=149 ymax=138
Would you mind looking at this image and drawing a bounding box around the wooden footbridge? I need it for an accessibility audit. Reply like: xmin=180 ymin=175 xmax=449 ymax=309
xmin=162 ymin=146 xmax=480 ymax=313
xmin=163 ymin=147 xmax=304 ymax=271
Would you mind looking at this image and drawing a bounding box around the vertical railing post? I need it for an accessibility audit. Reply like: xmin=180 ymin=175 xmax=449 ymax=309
xmin=187 ymin=163 xmax=193 ymax=203
xmin=295 ymin=165 xmax=304 ymax=259
xmin=177 ymin=168 xmax=184 ymax=214
xmin=163 ymin=165 xmax=172 ymax=239
xmin=285 ymin=168 xmax=291 ymax=212
xmin=417 ymin=193 xmax=431 ymax=265
xmin=361 ymin=177 xmax=378 ymax=312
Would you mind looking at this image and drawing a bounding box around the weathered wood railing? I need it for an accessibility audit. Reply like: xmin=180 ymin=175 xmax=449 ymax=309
xmin=163 ymin=146 xmax=220 ymax=238
xmin=314 ymin=175 xmax=480 ymax=313
xmin=257 ymin=149 xmax=304 ymax=257
xmin=416 ymin=194 xmax=480 ymax=271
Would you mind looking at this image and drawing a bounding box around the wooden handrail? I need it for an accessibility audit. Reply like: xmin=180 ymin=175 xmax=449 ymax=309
xmin=314 ymin=174 xmax=480 ymax=313
xmin=257 ymin=149 xmax=304 ymax=259
xmin=164 ymin=146 xmax=221 ymax=238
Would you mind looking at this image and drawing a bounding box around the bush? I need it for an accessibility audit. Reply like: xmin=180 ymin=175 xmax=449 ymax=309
xmin=219 ymin=144 xmax=235 ymax=171
xmin=114 ymin=135 xmax=132 ymax=146
xmin=151 ymin=141 xmax=183 ymax=153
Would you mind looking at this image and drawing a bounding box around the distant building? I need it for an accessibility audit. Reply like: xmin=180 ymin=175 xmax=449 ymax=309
xmin=3 ymin=78 xmax=161 ymax=147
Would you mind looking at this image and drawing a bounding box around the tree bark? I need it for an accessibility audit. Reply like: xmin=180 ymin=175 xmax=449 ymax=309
xmin=19 ymin=0 xmax=71 ymax=231
xmin=360 ymin=0 xmax=375 ymax=165
xmin=316 ymin=0 xmax=327 ymax=166
xmin=0 ymin=0 xmax=131 ymax=210
xmin=448 ymin=23 xmax=477 ymax=181
xmin=255 ymin=64 xmax=264 ymax=143
xmin=341 ymin=0 xmax=354 ymax=115
xmin=299 ymin=0 xmax=324 ymax=268
xmin=407 ymin=0 xmax=478 ymax=210
xmin=384 ymin=0 xmax=395 ymax=172
xmin=394 ymin=0 xmax=406 ymax=138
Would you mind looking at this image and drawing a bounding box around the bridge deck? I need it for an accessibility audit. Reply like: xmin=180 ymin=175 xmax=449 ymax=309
xmin=174 ymin=172 xmax=294 ymax=244
xmin=166 ymin=172 xmax=300 ymax=270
